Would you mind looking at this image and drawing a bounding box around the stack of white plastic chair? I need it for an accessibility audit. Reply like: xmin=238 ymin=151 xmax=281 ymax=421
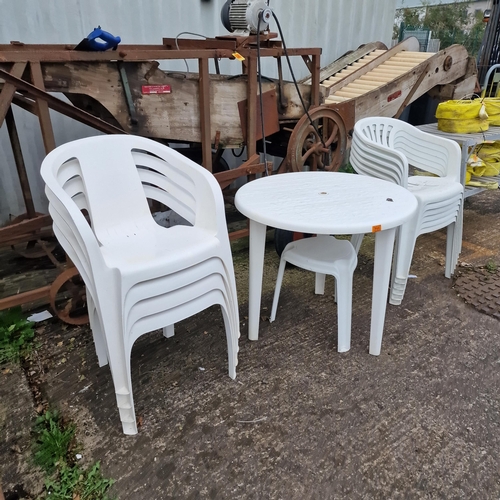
xmin=270 ymin=235 xmax=357 ymax=352
xmin=41 ymin=135 xmax=240 ymax=435
xmin=350 ymin=117 xmax=464 ymax=305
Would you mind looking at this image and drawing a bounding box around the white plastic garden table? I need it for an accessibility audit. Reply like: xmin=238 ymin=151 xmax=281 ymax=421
xmin=235 ymin=171 xmax=418 ymax=355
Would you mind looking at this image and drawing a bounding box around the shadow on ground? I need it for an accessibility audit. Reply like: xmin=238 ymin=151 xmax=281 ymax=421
xmin=1 ymin=190 xmax=500 ymax=499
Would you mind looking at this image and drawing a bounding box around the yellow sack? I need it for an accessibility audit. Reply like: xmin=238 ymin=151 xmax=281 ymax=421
xmin=483 ymin=98 xmax=500 ymax=126
xmin=474 ymin=141 xmax=500 ymax=176
xmin=436 ymin=99 xmax=489 ymax=134
xmin=466 ymin=168 xmax=472 ymax=184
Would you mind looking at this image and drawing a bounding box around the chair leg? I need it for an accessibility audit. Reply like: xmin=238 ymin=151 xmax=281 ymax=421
xmin=220 ymin=302 xmax=239 ymax=380
xmin=270 ymin=256 xmax=287 ymax=322
xmin=445 ymin=201 xmax=463 ymax=278
xmin=389 ymin=222 xmax=417 ymax=306
xmin=162 ymin=325 xmax=175 ymax=338
xmin=106 ymin=345 xmax=137 ymax=435
xmin=315 ymin=273 xmax=326 ymax=295
xmin=87 ymin=294 xmax=108 ymax=368
xmin=335 ymin=268 xmax=353 ymax=353
xmin=100 ymin=306 xmax=138 ymax=435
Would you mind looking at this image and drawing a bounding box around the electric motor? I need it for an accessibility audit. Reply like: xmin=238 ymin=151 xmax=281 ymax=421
xmin=221 ymin=0 xmax=272 ymax=34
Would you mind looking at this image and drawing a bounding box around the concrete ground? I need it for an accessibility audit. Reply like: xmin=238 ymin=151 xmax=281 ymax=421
xmin=1 ymin=189 xmax=500 ymax=499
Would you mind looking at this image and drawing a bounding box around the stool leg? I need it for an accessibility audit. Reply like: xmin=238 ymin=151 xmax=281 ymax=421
xmin=163 ymin=325 xmax=175 ymax=338
xmin=314 ymin=273 xmax=326 ymax=295
xmin=351 ymin=233 xmax=364 ymax=254
xmin=270 ymin=257 xmax=287 ymax=322
xmin=335 ymin=268 xmax=353 ymax=353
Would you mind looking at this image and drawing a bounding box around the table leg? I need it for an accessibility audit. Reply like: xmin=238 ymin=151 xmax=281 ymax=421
xmin=369 ymin=227 xmax=396 ymax=355
xmin=248 ymin=219 xmax=267 ymax=341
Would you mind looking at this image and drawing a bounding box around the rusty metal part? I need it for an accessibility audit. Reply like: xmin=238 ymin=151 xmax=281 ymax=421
xmin=144 ymin=61 xmax=160 ymax=81
xmin=49 ymin=267 xmax=89 ymax=325
xmin=117 ymin=61 xmax=138 ymax=125
xmin=287 ymin=106 xmax=347 ymax=172
xmin=454 ymin=266 xmax=500 ymax=320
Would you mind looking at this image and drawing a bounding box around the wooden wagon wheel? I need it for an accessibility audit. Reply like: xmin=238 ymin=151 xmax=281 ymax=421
xmin=49 ymin=267 xmax=89 ymax=325
xmin=287 ymin=107 xmax=348 ymax=172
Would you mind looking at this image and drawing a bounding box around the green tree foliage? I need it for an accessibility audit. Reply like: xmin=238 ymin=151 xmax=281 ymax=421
xmin=395 ymin=1 xmax=486 ymax=56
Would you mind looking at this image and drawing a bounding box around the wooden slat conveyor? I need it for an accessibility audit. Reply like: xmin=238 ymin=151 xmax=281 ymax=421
xmin=316 ymin=37 xmax=478 ymax=121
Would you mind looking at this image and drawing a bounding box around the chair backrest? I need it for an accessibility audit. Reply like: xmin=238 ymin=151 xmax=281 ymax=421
xmin=352 ymin=117 xmax=461 ymax=183
xmin=42 ymin=134 xmax=225 ymax=237
xmin=41 ymin=134 xmax=227 ymax=294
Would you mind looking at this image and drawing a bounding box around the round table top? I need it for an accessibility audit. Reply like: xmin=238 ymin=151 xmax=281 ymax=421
xmin=235 ymin=171 xmax=418 ymax=235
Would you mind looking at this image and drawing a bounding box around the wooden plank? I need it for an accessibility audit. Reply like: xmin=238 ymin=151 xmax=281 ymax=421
xmin=323 ymin=37 xmax=420 ymax=98
xmin=213 ymin=155 xmax=264 ymax=190
xmin=352 ymin=45 xmax=473 ymax=121
xmin=0 ymin=214 xmax=52 ymax=239
xmin=0 ymin=285 xmax=51 ymax=310
xmin=0 ymin=69 xmax=126 ymax=135
xmin=41 ymin=62 xmax=282 ymax=147
xmin=301 ymin=41 xmax=388 ymax=85
xmin=229 ymin=228 xmax=249 ymax=241
xmin=1 ymin=229 xmax=53 ymax=247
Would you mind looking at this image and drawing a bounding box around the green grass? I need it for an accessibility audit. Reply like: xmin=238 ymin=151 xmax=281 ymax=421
xmin=44 ymin=462 xmax=115 ymax=500
xmin=486 ymin=259 xmax=498 ymax=273
xmin=33 ymin=410 xmax=115 ymax=499
xmin=0 ymin=307 xmax=115 ymax=498
xmin=0 ymin=307 xmax=35 ymax=364
xmin=33 ymin=410 xmax=76 ymax=472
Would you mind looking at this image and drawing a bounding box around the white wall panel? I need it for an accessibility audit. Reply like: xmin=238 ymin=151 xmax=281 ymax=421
xmin=0 ymin=0 xmax=396 ymax=224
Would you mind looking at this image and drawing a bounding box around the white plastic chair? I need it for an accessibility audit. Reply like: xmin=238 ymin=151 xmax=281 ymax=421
xmin=350 ymin=117 xmax=464 ymax=305
xmin=41 ymin=135 xmax=240 ymax=435
xmin=270 ymin=235 xmax=358 ymax=352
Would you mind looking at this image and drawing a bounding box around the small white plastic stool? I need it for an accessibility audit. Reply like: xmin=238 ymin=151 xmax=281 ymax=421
xmin=270 ymin=235 xmax=358 ymax=352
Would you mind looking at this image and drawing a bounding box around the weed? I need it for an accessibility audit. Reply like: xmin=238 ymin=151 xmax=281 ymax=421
xmin=486 ymin=259 xmax=498 ymax=273
xmin=44 ymin=462 xmax=115 ymax=500
xmin=33 ymin=410 xmax=76 ymax=473
xmin=339 ymin=162 xmax=356 ymax=174
xmin=32 ymin=410 xmax=115 ymax=499
xmin=0 ymin=307 xmax=35 ymax=364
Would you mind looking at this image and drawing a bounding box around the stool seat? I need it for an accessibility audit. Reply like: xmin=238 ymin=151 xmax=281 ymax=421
xmin=270 ymin=235 xmax=357 ymax=352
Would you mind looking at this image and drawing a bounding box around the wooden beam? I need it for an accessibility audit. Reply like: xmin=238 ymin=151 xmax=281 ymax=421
xmin=30 ymin=62 xmax=56 ymax=152
xmin=0 ymin=286 xmax=51 ymax=310
xmin=198 ymin=57 xmax=212 ymax=172
xmin=5 ymin=108 xmax=37 ymax=217
xmin=0 ymin=62 xmax=26 ymax=126
xmin=246 ymin=55 xmax=258 ymax=159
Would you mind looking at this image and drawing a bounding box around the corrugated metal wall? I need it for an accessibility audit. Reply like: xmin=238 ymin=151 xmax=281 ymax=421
xmin=0 ymin=0 xmax=396 ymax=224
